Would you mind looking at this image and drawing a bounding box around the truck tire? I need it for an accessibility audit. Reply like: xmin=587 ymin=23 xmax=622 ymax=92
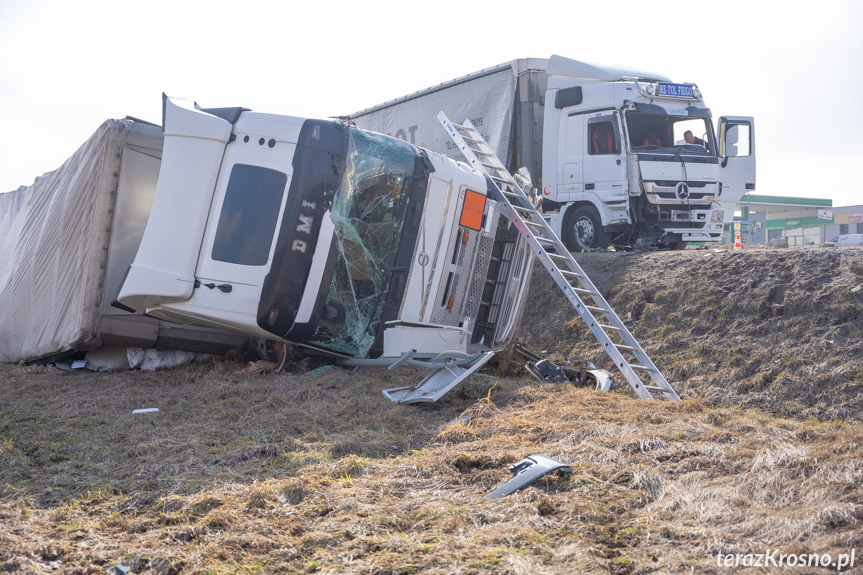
xmin=563 ymin=205 xmax=609 ymax=251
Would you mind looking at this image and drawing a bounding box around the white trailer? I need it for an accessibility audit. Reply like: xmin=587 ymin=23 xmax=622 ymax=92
xmin=350 ymin=55 xmax=756 ymax=250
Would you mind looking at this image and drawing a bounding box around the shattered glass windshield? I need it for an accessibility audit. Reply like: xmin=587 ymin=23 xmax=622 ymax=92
xmin=309 ymin=128 xmax=418 ymax=357
xmin=626 ymin=112 xmax=715 ymax=156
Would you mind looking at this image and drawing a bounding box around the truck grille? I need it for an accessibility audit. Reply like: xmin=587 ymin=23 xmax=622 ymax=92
xmin=433 ymin=203 xmax=501 ymax=331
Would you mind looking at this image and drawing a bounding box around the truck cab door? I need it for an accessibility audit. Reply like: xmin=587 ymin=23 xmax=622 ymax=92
xmin=582 ymin=112 xmax=627 ymax=205
xmin=186 ymin=142 xmax=295 ymax=333
xmin=558 ymin=113 xmax=584 ymax=199
xmin=717 ymin=116 xmax=756 ymax=207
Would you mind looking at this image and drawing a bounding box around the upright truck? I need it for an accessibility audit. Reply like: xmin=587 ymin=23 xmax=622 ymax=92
xmin=1 ymin=95 xmax=533 ymax=400
xmin=350 ymin=55 xmax=756 ymax=250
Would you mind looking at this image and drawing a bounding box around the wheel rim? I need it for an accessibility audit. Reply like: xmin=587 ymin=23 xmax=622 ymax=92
xmin=574 ymin=217 xmax=595 ymax=246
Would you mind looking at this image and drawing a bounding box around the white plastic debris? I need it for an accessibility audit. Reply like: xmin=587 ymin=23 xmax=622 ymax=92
xmin=132 ymin=408 xmax=159 ymax=414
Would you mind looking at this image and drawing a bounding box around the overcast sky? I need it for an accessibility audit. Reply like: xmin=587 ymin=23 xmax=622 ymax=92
xmin=1 ymin=0 xmax=861 ymax=207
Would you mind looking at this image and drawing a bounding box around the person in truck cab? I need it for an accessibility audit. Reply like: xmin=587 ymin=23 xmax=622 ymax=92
xmin=643 ymin=131 xmax=663 ymax=147
xmin=684 ymin=130 xmax=705 ymax=147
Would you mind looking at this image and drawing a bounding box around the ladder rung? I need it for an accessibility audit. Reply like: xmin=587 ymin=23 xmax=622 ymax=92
xmin=559 ymin=270 xmax=584 ymax=278
xmin=462 ymin=136 xmax=483 ymax=144
xmin=614 ymin=344 xmax=639 ymax=351
xmin=451 ymin=122 xmax=473 ymax=131
xmin=597 ymin=323 xmax=623 ymax=331
xmin=534 ymin=236 xmax=556 ymax=244
xmin=643 ymin=385 xmax=670 ymax=392
xmin=628 ymin=364 xmax=654 ymax=371
xmin=571 ymin=287 xmax=597 ymax=295
xmin=584 ymin=305 xmax=608 ymax=312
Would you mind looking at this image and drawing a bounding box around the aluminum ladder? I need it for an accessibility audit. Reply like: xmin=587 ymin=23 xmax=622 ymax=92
xmin=438 ymin=112 xmax=680 ymax=401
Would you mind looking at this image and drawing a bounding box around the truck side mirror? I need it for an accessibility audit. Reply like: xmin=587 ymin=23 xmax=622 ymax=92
xmin=719 ymin=122 xmax=751 ymax=158
xmin=725 ymin=125 xmax=739 ymax=145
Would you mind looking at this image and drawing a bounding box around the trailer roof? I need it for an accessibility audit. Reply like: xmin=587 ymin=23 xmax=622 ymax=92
xmin=350 ymin=58 xmax=549 ymax=119
xmin=350 ymin=56 xmax=673 ymax=119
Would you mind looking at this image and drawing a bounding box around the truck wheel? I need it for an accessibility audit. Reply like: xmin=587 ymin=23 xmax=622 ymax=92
xmin=564 ymin=206 xmax=609 ymax=251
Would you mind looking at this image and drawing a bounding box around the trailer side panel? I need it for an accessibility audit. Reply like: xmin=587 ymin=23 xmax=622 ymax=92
xmin=0 ymin=120 xmax=129 ymax=362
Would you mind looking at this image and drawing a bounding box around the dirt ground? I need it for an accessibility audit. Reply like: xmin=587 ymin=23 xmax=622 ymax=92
xmin=1 ymin=247 xmax=862 ymax=574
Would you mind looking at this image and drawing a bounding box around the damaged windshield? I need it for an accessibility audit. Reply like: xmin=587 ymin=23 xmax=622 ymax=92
xmin=626 ymin=112 xmax=715 ymax=156
xmin=309 ymin=128 xmax=419 ymax=357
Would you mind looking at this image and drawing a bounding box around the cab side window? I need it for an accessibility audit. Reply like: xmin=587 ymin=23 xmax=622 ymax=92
xmin=212 ymin=164 xmax=287 ymax=266
xmin=588 ymin=119 xmax=620 ymax=155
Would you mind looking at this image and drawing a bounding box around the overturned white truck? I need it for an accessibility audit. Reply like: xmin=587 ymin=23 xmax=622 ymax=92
xmin=0 ymin=96 xmax=533 ymax=398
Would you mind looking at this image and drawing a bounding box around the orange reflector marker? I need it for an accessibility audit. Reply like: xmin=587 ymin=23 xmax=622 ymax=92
xmin=462 ymin=230 xmax=469 ymax=244
xmin=447 ymin=296 xmax=455 ymax=309
xmin=459 ymin=189 xmax=486 ymax=231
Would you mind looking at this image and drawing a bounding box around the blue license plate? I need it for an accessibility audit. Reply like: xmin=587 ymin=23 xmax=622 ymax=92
xmin=657 ymin=82 xmax=695 ymax=98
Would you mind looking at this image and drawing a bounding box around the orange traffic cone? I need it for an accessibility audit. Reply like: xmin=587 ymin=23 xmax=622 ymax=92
xmin=734 ymin=225 xmax=742 ymax=249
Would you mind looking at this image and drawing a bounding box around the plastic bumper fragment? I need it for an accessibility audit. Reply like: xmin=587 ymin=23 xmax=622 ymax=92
xmin=486 ymin=454 xmax=572 ymax=498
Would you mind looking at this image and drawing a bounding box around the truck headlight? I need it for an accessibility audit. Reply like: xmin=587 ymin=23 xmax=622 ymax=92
xmin=711 ymin=210 xmax=724 ymax=223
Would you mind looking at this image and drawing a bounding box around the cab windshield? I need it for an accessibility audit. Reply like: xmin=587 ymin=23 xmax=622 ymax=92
xmin=309 ymin=128 xmax=419 ymax=357
xmin=626 ymin=112 xmax=715 ymax=156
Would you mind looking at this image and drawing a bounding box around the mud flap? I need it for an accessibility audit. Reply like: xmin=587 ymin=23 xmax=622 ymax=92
xmin=382 ymin=351 xmax=495 ymax=403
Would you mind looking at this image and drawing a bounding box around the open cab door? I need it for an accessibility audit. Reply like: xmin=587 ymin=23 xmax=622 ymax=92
xmin=717 ymin=116 xmax=756 ymax=211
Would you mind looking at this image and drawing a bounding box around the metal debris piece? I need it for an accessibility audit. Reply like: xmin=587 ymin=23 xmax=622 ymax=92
xmin=132 ymin=408 xmax=159 ymax=414
xmin=526 ymin=359 xmax=568 ymax=383
xmin=852 ymin=285 xmax=862 ymax=293
xmin=382 ymin=351 xmax=496 ymax=403
xmin=590 ymin=369 xmax=613 ymax=392
xmin=114 ymin=565 xmax=129 ymax=575
xmin=486 ymin=454 xmax=572 ymax=498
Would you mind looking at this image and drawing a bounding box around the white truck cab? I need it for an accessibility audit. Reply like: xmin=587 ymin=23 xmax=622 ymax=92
xmin=117 ymin=96 xmax=532 ymax=360
xmin=541 ymin=56 xmax=756 ymax=249
xmin=351 ymin=55 xmax=756 ymax=251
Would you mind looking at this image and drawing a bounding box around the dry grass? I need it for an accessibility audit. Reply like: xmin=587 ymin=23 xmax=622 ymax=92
xmin=1 ymin=360 xmax=862 ymax=574
xmin=1 ymin=248 xmax=862 ymax=574
xmin=521 ymin=248 xmax=863 ymax=421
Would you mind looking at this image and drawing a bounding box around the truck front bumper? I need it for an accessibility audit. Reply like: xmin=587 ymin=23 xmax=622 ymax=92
xmin=659 ymin=207 xmax=724 ymax=242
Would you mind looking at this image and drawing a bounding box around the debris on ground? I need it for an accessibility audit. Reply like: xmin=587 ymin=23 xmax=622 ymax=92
xmin=486 ymin=454 xmax=573 ymax=498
